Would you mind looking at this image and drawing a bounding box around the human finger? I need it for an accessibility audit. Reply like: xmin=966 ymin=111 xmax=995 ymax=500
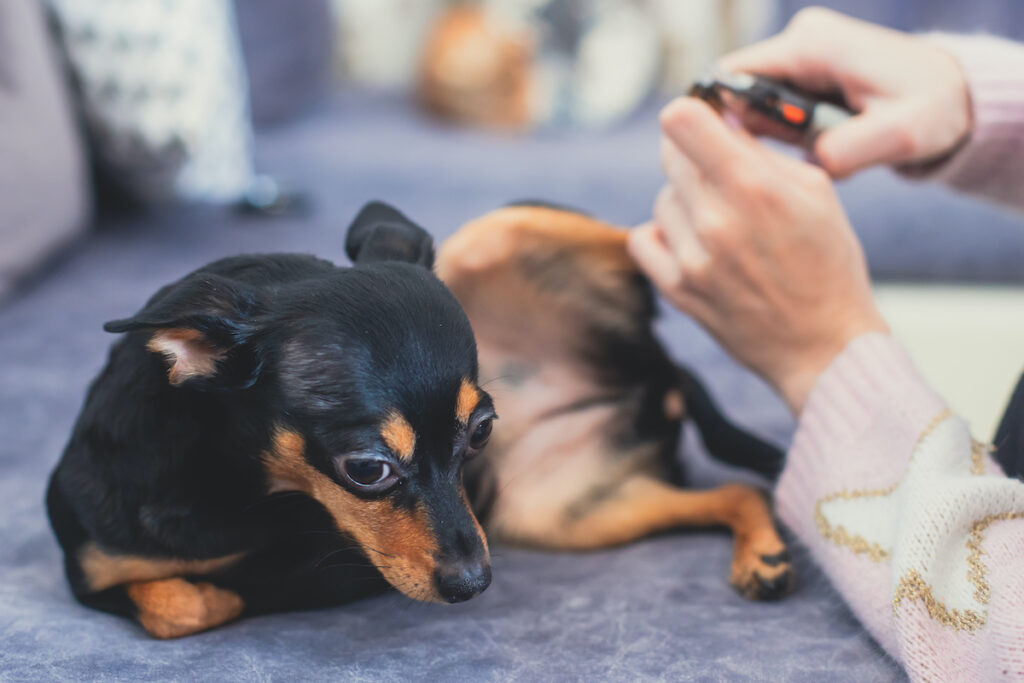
xmin=660 ymin=97 xmax=750 ymax=179
xmin=652 ymin=186 xmax=709 ymax=271
xmin=813 ymin=105 xmax=914 ymax=177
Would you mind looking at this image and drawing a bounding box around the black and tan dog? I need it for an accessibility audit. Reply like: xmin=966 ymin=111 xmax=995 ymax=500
xmin=48 ymin=201 xmax=792 ymax=639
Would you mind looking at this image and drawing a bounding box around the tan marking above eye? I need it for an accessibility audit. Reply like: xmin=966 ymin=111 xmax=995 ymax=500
xmin=380 ymin=412 xmax=417 ymax=461
xmin=456 ymin=379 xmax=480 ymax=424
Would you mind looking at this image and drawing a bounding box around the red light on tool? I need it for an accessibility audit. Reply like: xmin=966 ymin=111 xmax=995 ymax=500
xmin=781 ymin=103 xmax=806 ymax=125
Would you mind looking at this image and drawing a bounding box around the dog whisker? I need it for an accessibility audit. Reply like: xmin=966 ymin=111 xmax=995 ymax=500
xmin=317 ymin=563 xmax=392 ymax=572
xmin=311 ymin=546 xmax=362 ymax=570
xmin=479 ymin=374 xmax=515 ymax=388
xmin=357 ymin=543 xmax=395 ymax=559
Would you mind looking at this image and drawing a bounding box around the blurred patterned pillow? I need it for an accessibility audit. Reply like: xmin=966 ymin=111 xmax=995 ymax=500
xmin=46 ymin=0 xmax=255 ymax=203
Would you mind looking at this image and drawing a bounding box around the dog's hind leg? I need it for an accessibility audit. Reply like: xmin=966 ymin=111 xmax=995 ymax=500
xmin=512 ymin=476 xmax=794 ymax=600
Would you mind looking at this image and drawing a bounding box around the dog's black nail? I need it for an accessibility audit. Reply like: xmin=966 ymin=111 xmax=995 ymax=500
xmin=754 ymin=569 xmax=794 ymax=600
xmin=759 ymin=550 xmax=790 ymax=567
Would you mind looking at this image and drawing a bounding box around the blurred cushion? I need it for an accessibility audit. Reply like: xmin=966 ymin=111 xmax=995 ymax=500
xmin=0 ymin=0 xmax=91 ymax=301
xmin=46 ymin=0 xmax=255 ymax=203
xmin=234 ymin=0 xmax=333 ymax=127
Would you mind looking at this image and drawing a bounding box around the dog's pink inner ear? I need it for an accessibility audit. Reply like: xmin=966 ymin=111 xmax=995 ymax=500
xmin=146 ymin=328 xmax=226 ymax=386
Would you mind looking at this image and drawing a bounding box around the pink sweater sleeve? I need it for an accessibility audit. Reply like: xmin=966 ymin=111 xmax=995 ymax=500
xmin=912 ymin=34 xmax=1024 ymax=209
xmin=775 ymin=334 xmax=1024 ymax=680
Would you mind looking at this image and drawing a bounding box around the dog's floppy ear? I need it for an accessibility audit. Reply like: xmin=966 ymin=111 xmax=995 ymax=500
xmin=103 ymin=273 xmax=265 ymax=390
xmin=345 ymin=201 xmax=435 ymax=268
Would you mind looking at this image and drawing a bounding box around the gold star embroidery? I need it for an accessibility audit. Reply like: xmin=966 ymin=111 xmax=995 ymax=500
xmin=813 ymin=409 xmax=1024 ymax=632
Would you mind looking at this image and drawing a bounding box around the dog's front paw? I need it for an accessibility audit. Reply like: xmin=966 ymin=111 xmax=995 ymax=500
xmin=127 ymin=578 xmax=244 ymax=639
xmin=730 ymin=546 xmax=795 ymax=601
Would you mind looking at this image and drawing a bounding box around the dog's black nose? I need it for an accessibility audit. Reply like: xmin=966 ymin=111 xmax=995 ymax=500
xmin=434 ymin=561 xmax=491 ymax=603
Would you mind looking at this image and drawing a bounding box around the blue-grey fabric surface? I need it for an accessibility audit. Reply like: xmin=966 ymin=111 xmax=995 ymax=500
xmin=233 ymin=0 xmax=332 ymax=127
xmin=7 ymin=88 xmax=1023 ymax=681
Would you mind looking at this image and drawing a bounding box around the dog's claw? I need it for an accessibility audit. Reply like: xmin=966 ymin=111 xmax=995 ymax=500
xmin=750 ymin=565 xmax=794 ymax=600
xmin=731 ymin=546 xmax=795 ymax=601
xmin=759 ymin=550 xmax=791 ymax=567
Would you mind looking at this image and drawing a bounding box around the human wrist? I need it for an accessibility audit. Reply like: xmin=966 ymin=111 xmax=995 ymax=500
xmin=773 ymin=315 xmax=890 ymax=415
xmin=776 ymin=360 xmax=829 ymax=416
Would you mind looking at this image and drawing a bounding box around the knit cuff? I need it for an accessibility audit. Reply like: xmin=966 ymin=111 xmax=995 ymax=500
xmin=903 ymin=34 xmax=1024 ymax=206
xmin=774 ymin=333 xmax=947 ymax=541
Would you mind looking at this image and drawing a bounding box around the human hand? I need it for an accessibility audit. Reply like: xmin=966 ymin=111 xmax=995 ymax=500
xmin=629 ymin=98 xmax=889 ymax=414
xmin=719 ymin=7 xmax=971 ymax=178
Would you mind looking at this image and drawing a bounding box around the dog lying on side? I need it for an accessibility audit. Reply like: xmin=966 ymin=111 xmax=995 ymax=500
xmin=47 ymin=201 xmax=792 ymax=639
xmin=437 ymin=203 xmax=792 ymax=595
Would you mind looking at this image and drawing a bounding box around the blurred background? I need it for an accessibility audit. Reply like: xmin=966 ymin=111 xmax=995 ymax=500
xmin=1 ymin=2 xmax=1023 ymax=678
xmin=1 ymin=0 xmax=1023 ymax=435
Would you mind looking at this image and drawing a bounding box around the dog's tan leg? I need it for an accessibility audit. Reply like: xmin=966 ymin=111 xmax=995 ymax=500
xmin=125 ymin=577 xmax=244 ymax=639
xmin=522 ymin=476 xmax=793 ymax=600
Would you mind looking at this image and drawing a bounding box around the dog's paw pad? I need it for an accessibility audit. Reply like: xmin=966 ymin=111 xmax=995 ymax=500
xmin=731 ymin=549 xmax=795 ymax=601
xmin=749 ymin=565 xmax=794 ymax=600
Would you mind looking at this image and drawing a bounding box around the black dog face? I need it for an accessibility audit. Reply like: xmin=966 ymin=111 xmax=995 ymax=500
xmin=103 ymin=202 xmax=494 ymax=604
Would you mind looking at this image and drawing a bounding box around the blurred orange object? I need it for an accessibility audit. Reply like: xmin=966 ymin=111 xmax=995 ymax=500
xmin=418 ymin=6 xmax=533 ymax=130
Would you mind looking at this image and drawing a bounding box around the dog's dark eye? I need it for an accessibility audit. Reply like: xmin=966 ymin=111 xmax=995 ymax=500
xmin=340 ymin=458 xmax=393 ymax=488
xmin=469 ymin=418 xmax=493 ymax=451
